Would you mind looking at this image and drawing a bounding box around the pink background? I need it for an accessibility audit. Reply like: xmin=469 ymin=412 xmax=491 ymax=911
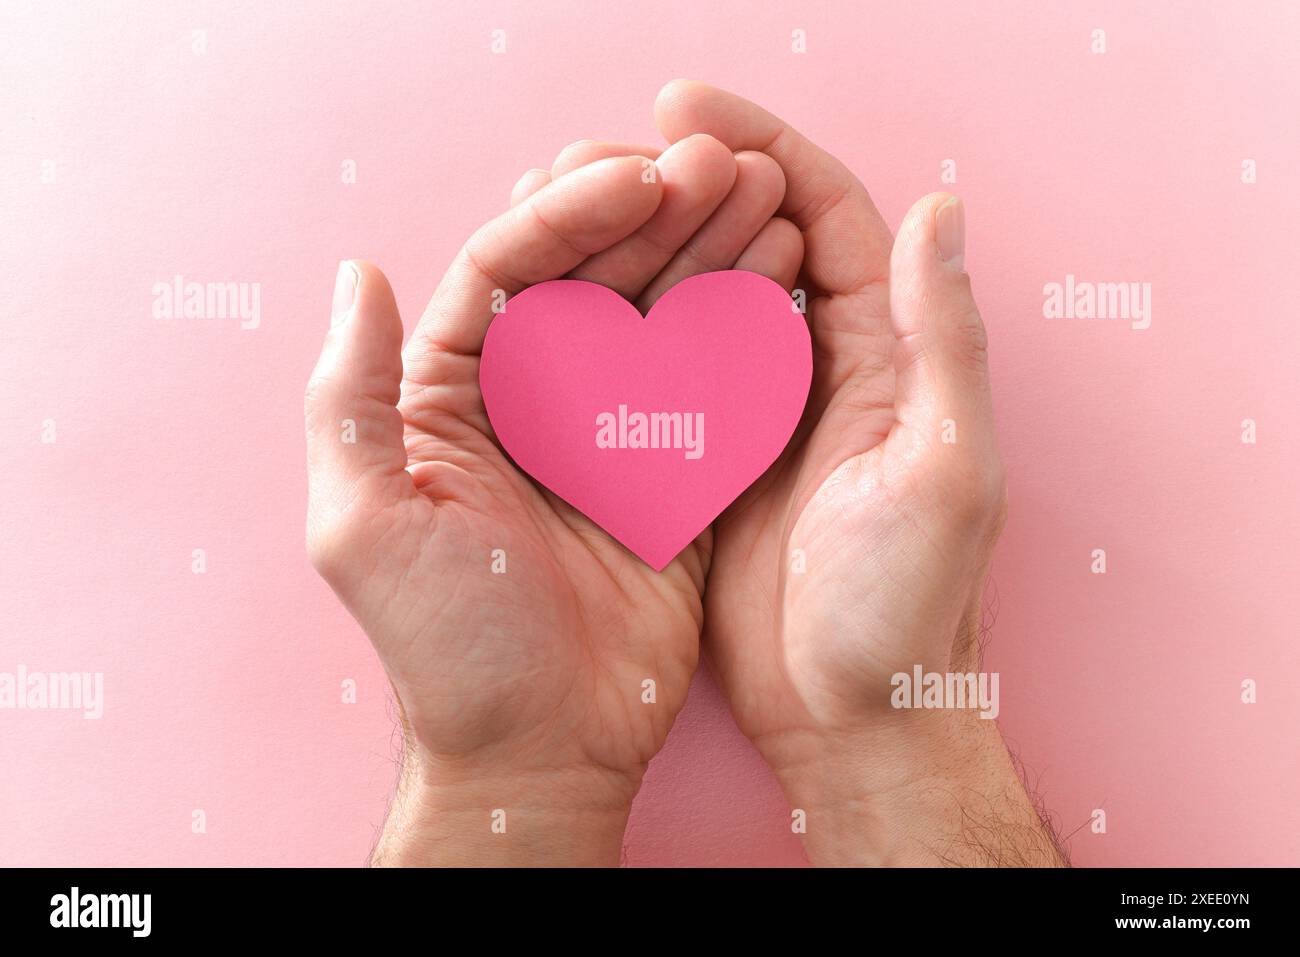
xmin=2 ymin=0 xmax=1297 ymax=866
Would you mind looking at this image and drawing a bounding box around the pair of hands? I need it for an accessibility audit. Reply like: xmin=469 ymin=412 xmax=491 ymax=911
xmin=305 ymin=81 xmax=1062 ymax=866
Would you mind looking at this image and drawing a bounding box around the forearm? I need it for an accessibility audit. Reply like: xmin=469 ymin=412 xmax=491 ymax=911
xmin=770 ymin=712 xmax=1066 ymax=867
xmin=371 ymin=748 xmax=636 ymax=867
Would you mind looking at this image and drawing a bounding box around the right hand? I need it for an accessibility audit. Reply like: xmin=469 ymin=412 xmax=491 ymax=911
xmin=304 ymin=137 xmax=801 ymax=864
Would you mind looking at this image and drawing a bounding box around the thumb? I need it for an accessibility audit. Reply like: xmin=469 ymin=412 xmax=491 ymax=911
xmin=888 ymin=194 xmax=996 ymax=453
xmin=305 ymin=260 xmax=413 ymax=581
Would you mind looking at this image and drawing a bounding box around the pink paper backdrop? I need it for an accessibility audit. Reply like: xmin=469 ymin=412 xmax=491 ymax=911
xmin=2 ymin=0 xmax=1297 ymax=867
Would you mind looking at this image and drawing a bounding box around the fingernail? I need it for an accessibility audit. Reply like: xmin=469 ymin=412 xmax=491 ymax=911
xmin=331 ymin=260 xmax=359 ymax=327
xmin=936 ymin=196 xmax=965 ymax=271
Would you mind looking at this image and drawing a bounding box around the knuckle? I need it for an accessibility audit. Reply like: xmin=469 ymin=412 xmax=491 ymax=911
xmin=948 ymin=299 xmax=990 ymax=375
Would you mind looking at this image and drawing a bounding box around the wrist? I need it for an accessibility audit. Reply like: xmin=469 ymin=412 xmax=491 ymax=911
xmin=372 ymin=748 xmax=640 ymax=867
xmin=763 ymin=710 xmax=1063 ymax=867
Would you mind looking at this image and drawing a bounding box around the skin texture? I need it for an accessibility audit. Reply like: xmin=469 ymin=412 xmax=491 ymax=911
xmin=651 ymin=82 xmax=1062 ymax=866
xmin=306 ymin=138 xmax=803 ymax=865
xmin=305 ymin=82 xmax=1063 ymax=867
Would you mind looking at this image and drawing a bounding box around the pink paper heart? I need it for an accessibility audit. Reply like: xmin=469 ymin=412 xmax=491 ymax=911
xmin=479 ymin=271 xmax=812 ymax=571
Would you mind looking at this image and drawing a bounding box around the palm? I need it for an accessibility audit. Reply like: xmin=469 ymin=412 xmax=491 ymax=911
xmin=376 ymin=379 xmax=705 ymax=771
xmin=704 ymin=288 xmax=927 ymax=735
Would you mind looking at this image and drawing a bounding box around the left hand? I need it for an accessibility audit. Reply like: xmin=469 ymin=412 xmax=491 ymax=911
xmin=307 ymin=133 xmax=803 ymax=865
xmin=648 ymin=81 xmax=1059 ymax=866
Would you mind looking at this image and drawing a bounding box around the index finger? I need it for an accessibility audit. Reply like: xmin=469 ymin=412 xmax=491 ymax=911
xmin=404 ymin=155 xmax=663 ymax=383
xmin=654 ymin=80 xmax=893 ymax=296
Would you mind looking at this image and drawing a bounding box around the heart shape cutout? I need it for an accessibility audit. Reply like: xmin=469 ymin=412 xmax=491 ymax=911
xmin=480 ymin=271 xmax=812 ymax=570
